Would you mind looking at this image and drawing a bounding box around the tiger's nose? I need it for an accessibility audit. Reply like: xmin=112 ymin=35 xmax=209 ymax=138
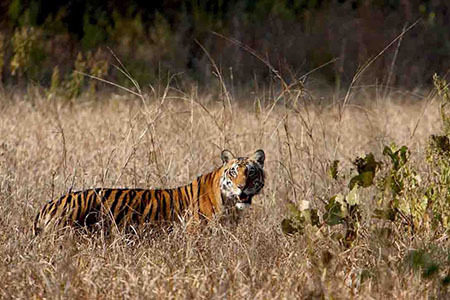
xmin=238 ymin=184 xmax=245 ymax=190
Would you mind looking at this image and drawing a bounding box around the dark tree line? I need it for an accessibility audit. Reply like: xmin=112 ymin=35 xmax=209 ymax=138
xmin=0 ymin=0 xmax=449 ymax=91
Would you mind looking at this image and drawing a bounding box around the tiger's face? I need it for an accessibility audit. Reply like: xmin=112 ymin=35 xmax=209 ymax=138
xmin=220 ymin=149 xmax=265 ymax=210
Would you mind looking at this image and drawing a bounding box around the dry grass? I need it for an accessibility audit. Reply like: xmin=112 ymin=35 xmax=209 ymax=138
xmin=0 ymin=88 xmax=448 ymax=299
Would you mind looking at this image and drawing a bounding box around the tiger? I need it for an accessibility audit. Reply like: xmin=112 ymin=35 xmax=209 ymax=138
xmin=33 ymin=149 xmax=265 ymax=235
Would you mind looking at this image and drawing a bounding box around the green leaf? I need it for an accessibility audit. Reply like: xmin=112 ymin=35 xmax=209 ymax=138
xmin=349 ymin=172 xmax=374 ymax=188
xmin=287 ymin=203 xmax=302 ymax=220
xmin=333 ymin=194 xmax=346 ymax=206
xmin=324 ymin=195 xmax=346 ymax=226
xmin=348 ymin=174 xmax=361 ymax=189
xmin=399 ymin=146 xmax=409 ymax=163
xmin=309 ymin=209 xmax=320 ymax=227
xmin=346 ymin=185 xmax=359 ymax=206
xmin=302 ymin=208 xmax=320 ymax=227
xmin=360 ymin=171 xmax=374 ymax=187
xmin=354 ymin=153 xmax=380 ymax=174
xmin=383 ymin=145 xmax=393 ymax=157
xmin=328 ymin=160 xmax=339 ymax=180
xmin=282 ymin=202 xmax=320 ymax=235
xmin=349 ymin=153 xmax=380 ymax=189
xmin=281 ymin=218 xmax=301 ymax=234
xmin=383 ymin=144 xmax=410 ymax=170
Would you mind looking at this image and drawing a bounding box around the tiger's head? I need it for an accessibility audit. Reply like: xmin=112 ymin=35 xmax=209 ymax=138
xmin=219 ymin=149 xmax=265 ymax=210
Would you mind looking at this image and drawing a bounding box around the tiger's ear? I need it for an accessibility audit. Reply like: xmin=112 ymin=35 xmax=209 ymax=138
xmin=252 ymin=149 xmax=265 ymax=167
xmin=221 ymin=149 xmax=235 ymax=164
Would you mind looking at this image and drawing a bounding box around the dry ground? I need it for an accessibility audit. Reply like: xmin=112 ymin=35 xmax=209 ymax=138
xmin=0 ymin=89 xmax=448 ymax=299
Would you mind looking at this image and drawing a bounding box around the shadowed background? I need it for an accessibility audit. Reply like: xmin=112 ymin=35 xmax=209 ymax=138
xmin=0 ymin=0 xmax=449 ymax=93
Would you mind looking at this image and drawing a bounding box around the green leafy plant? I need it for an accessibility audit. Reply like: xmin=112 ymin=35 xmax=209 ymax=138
xmin=348 ymin=153 xmax=380 ymax=189
xmin=323 ymin=185 xmax=362 ymax=247
xmin=338 ymin=153 xmax=379 ymax=246
xmin=323 ymin=186 xmax=360 ymax=226
xmin=377 ymin=143 xmax=428 ymax=230
xmin=422 ymin=74 xmax=450 ymax=229
xmin=283 ymin=153 xmax=380 ymax=247
xmin=375 ymin=144 xmax=410 ymax=220
xmin=281 ymin=202 xmax=319 ymax=235
xmin=424 ymin=146 xmax=450 ymax=229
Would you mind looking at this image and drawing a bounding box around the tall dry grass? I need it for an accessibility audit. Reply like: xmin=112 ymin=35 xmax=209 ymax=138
xmin=0 ymin=86 xmax=447 ymax=299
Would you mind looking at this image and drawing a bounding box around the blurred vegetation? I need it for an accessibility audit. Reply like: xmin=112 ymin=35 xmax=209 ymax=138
xmin=0 ymin=0 xmax=449 ymax=93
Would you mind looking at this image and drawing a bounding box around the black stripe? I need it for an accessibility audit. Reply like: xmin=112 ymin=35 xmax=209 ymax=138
xmin=167 ymin=189 xmax=174 ymax=221
xmin=142 ymin=190 xmax=151 ymax=214
xmin=71 ymin=191 xmax=83 ymax=216
xmin=109 ymin=189 xmax=124 ymax=218
xmin=86 ymin=190 xmax=96 ymax=213
xmin=166 ymin=190 xmax=175 ymax=220
xmin=129 ymin=190 xmax=136 ymax=201
xmin=127 ymin=189 xmax=137 ymax=221
xmin=46 ymin=203 xmax=56 ymax=219
xmin=41 ymin=203 xmax=49 ymax=216
xmin=154 ymin=190 xmax=160 ymax=221
xmin=82 ymin=190 xmax=95 ymax=226
xmin=81 ymin=190 xmax=89 ymax=213
xmin=62 ymin=194 xmax=74 ymax=226
xmin=116 ymin=190 xmax=133 ymax=225
xmin=188 ymin=183 xmax=193 ymax=204
xmin=72 ymin=193 xmax=83 ymax=224
xmin=166 ymin=190 xmax=172 ymax=221
xmin=34 ymin=211 xmax=41 ymax=225
xmin=176 ymin=187 xmax=183 ymax=213
xmin=54 ymin=194 xmax=65 ymax=207
xmin=145 ymin=191 xmax=154 ymax=222
xmin=69 ymin=193 xmax=80 ymax=222
xmin=101 ymin=189 xmax=113 ymax=204
xmin=117 ymin=191 xmax=129 ymax=224
xmin=62 ymin=194 xmax=73 ymax=216
xmin=132 ymin=191 xmax=145 ymax=223
xmin=60 ymin=194 xmax=71 ymax=213
xmin=134 ymin=190 xmax=143 ymax=215
xmin=160 ymin=190 xmax=166 ymax=220
xmin=75 ymin=190 xmax=88 ymax=222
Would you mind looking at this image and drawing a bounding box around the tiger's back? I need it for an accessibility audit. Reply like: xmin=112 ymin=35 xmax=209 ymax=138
xmin=34 ymin=188 xmax=175 ymax=235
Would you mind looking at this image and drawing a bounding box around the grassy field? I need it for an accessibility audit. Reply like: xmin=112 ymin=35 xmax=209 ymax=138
xmin=0 ymin=86 xmax=448 ymax=299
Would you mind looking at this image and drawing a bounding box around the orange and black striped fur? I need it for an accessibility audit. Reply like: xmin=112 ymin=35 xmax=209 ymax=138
xmin=33 ymin=150 xmax=265 ymax=235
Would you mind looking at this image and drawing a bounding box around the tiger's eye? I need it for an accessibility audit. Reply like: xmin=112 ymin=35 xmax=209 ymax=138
xmin=229 ymin=169 xmax=237 ymax=177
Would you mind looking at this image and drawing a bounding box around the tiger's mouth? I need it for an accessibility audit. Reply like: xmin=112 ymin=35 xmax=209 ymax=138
xmin=235 ymin=193 xmax=253 ymax=210
xmin=238 ymin=193 xmax=252 ymax=204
